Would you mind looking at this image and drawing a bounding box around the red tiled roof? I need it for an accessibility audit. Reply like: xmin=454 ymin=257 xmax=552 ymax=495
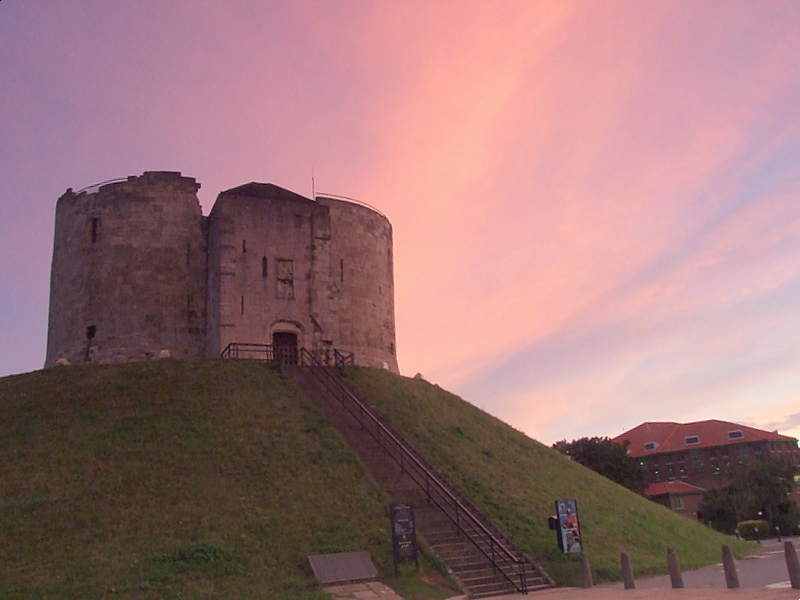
xmin=646 ymin=481 xmax=706 ymax=497
xmin=614 ymin=419 xmax=797 ymax=458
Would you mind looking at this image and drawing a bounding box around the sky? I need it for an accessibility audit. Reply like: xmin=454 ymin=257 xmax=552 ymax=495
xmin=2 ymin=1 xmax=800 ymax=446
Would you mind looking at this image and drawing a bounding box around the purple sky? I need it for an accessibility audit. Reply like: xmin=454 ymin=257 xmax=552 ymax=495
xmin=2 ymin=1 xmax=799 ymax=444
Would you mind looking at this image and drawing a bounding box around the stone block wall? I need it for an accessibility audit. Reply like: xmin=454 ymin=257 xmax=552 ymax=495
xmin=205 ymin=184 xmax=398 ymax=373
xmin=46 ymin=173 xmax=398 ymax=373
xmin=318 ymin=196 xmax=397 ymax=372
xmin=45 ymin=172 xmax=207 ymax=366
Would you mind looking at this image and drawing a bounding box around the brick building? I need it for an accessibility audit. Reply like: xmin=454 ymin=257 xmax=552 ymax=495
xmin=614 ymin=420 xmax=800 ymax=519
xmin=645 ymin=481 xmax=706 ymax=520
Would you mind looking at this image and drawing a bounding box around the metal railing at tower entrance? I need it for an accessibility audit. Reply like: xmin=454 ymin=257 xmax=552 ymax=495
xmin=220 ymin=342 xmax=354 ymax=367
xmin=296 ymin=348 xmax=533 ymax=595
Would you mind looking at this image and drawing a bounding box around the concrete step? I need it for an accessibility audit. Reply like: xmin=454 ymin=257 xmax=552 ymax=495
xmin=441 ymin=556 xmax=485 ymax=569
xmin=286 ymin=365 xmax=554 ymax=598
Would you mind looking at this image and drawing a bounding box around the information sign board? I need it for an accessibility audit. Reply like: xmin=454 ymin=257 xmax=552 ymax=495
xmin=390 ymin=503 xmax=418 ymax=572
xmin=555 ymin=499 xmax=583 ymax=554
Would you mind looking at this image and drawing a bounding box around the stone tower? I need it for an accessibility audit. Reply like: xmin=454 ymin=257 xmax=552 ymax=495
xmin=206 ymin=183 xmax=398 ymax=373
xmin=46 ymin=172 xmax=398 ymax=373
xmin=45 ymin=172 xmax=207 ymax=366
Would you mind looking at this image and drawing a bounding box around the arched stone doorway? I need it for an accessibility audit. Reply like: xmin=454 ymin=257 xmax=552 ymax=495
xmin=272 ymin=331 xmax=298 ymax=365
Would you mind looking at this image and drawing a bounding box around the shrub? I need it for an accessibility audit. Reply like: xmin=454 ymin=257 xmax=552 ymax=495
xmin=737 ymin=520 xmax=770 ymax=540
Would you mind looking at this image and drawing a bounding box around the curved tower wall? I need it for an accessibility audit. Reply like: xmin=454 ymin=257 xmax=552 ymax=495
xmin=45 ymin=172 xmax=207 ymax=366
xmin=318 ymin=196 xmax=397 ymax=372
xmin=205 ymin=185 xmax=398 ymax=372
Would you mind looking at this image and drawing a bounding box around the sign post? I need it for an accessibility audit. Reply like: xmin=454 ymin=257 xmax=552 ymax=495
xmin=390 ymin=503 xmax=418 ymax=574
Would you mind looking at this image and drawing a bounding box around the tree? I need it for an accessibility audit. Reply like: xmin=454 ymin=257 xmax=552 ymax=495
xmin=697 ymin=487 xmax=738 ymax=534
xmin=552 ymin=436 xmax=647 ymax=495
xmin=699 ymin=456 xmax=800 ymax=534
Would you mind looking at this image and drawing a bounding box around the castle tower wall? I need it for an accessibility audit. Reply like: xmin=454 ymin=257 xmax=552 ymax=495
xmin=206 ymin=185 xmax=398 ymax=372
xmin=45 ymin=172 xmax=207 ymax=366
xmin=205 ymin=184 xmax=329 ymax=357
xmin=317 ymin=196 xmax=398 ymax=372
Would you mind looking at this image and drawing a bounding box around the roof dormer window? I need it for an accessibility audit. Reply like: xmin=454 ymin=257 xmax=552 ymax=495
xmin=727 ymin=430 xmax=744 ymax=440
xmin=644 ymin=442 xmax=659 ymax=451
xmin=684 ymin=435 xmax=700 ymax=446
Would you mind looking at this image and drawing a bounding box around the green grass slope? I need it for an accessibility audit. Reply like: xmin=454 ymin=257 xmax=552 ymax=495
xmin=0 ymin=361 xmax=452 ymax=600
xmin=342 ymin=367 xmax=752 ymax=584
xmin=0 ymin=360 xmax=752 ymax=597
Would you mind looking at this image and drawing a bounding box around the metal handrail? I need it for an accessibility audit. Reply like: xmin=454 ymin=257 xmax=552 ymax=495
xmin=221 ymin=342 xmax=354 ymax=367
xmin=314 ymin=192 xmax=388 ymax=220
xmin=74 ymin=177 xmax=129 ymax=195
xmin=220 ymin=342 xmax=281 ymax=362
xmin=298 ymin=348 xmax=528 ymax=593
xmin=333 ymin=348 xmax=355 ymax=366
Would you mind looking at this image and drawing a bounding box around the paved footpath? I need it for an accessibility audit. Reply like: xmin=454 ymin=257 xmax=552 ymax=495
xmin=471 ymin=537 xmax=800 ymax=600
xmin=494 ymin=587 xmax=799 ymax=599
xmin=324 ymin=538 xmax=800 ymax=600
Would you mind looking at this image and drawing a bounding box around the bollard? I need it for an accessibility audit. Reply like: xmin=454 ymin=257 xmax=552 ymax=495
xmin=667 ymin=547 xmax=684 ymax=589
xmin=721 ymin=544 xmax=739 ymax=589
xmin=785 ymin=541 xmax=800 ymax=590
xmin=580 ymin=552 xmax=593 ymax=588
xmin=621 ymin=552 xmax=635 ymax=589
xmin=776 ymin=526 xmax=781 ymax=542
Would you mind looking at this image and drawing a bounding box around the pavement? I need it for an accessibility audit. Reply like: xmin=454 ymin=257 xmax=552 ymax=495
xmin=324 ymin=581 xmax=404 ymax=600
xmin=323 ymin=537 xmax=800 ymax=600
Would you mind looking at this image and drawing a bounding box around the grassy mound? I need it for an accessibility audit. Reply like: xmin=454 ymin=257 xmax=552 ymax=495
xmin=0 ymin=360 xmax=452 ymax=600
xmin=0 ymin=360 xmax=752 ymax=597
xmin=341 ymin=367 xmax=752 ymax=584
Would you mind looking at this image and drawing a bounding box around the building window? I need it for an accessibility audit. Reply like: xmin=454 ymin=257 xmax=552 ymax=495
xmin=692 ymin=450 xmax=704 ymax=473
xmin=676 ymin=452 xmax=687 ymax=478
xmin=276 ymin=259 xmax=294 ymax=300
xmin=242 ymin=239 xmax=247 ymax=253
xmin=644 ymin=441 xmax=658 ymax=451
xmin=649 ymin=456 xmax=661 ymax=482
xmin=90 ymin=217 xmax=99 ymax=243
xmin=86 ymin=325 xmax=96 ymax=339
xmin=665 ymin=455 xmax=674 ymax=479
xmin=673 ymin=496 xmax=685 ymax=510
xmin=340 ymin=259 xmax=344 ymax=282
xmin=727 ymin=430 xmax=744 ymax=440
xmin=241 ymin=296 xmax=244 ymax=315
xmin=262 ymin=256 xmax=268 ymax=278
xmin=684 ymin=435 xmax=700 ymax=446
xmin=295 ymin=214 xmax=303 ymax=229
xmin=709 ymin=448 xmax=720 ymax=475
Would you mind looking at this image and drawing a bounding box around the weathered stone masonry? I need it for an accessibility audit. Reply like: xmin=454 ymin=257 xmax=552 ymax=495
xmin=45 ymin=171 xmax=398 ymax=373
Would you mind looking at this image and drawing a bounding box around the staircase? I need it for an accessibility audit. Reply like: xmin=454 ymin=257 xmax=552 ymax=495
xmin=285 ymin=352 xmax=554 ymax=597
